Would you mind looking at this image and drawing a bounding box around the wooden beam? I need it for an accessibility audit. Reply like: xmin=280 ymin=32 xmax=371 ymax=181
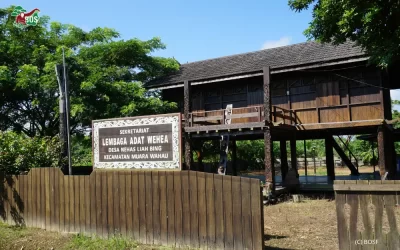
xmin=331 ymin=138 xmax=359 ymax=175
xmin=296 ymin=119 xmax=384 ymax=130
xmin=184 ymin=122 xmax=265 ymax=133
xmin=184 ymin=80 xmax=193 ymax=170
xmin=334 ymin=183 xmax=400 ymax=191
xmin=280 ymin=140 xmax=288 ymax=181
xmin=325 ymin=136 xmax=335 ymax=181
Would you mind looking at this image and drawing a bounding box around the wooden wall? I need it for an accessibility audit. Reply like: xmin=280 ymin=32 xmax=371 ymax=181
xmin=162 ymin=65 xmax=389 ymax=125
xmin=0 ymin=168 xmax=264 ymax=250
xmin=334 ymin=180 xmax=400 ymax=250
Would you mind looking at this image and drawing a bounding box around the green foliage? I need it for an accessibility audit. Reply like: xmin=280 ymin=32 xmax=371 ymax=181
xmin=345 ymin=138 xmax=377 ymax=165
xmin=289 ymin=0 xmax=400 ymax=67
xmin=71 ymin=135 xmax=92 ymax=166
xmin=0 ymin=131 xmax=65 ymax=174
xmin=236 ymin=140 xmax=265 ymax=170
xmin=0 ymin=5 xmax=179 ymax=137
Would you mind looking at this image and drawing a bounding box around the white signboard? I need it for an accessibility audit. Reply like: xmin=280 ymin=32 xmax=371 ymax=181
xmin=92 ymin=113 xmax=182 ymax=169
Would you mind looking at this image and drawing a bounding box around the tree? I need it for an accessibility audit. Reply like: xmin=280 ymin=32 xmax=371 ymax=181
xmin=288 ymin=0 xmax=400 ymax=67
xmin=0 ymin=6 xmax=179 ymax=137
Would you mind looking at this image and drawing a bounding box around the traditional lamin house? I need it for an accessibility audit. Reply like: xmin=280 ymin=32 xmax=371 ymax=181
xmin=145 ymin=40 xmax=400 ymax=192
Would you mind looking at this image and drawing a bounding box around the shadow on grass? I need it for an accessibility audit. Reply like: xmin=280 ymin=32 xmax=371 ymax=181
xmin=264 ymin=234 xmax=294 ymax=250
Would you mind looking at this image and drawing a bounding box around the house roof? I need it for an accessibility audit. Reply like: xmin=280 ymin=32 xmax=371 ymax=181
xmin=145 ymin=40 xmax=368 ymax=89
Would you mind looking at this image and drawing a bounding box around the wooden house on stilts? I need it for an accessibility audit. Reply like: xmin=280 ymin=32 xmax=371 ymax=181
xmin=145 ymin=41 xmax=400 ymax=193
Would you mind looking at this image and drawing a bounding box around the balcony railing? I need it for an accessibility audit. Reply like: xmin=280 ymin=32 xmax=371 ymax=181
xmin=184 ymin=105 xmax=297 ymax=128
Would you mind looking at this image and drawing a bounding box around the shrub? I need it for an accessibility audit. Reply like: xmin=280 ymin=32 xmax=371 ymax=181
xmin=0 ymin=131 xmax=65 ymax=174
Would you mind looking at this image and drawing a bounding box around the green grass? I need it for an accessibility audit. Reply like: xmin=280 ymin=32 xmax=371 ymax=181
xmin=67 ymin=234 xmax=141 ymax=250
xmin=0 ymin=222 xmax=180 ymax=250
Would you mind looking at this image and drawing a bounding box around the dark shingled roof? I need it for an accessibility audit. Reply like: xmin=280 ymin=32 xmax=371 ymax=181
xmin=146 ymin=40 xmax=367 ymax=88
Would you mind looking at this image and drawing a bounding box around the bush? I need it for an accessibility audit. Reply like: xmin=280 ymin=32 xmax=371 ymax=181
xmin=0 ymin=131 xmax=65 ymax=174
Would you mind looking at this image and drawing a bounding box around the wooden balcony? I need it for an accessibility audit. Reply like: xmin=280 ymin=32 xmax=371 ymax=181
xmin=184 ymin=105 xmax=296 ymax=133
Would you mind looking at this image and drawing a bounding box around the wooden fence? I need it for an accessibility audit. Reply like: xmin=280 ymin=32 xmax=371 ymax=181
xmin=0 ymin=168 xmax=264 ymax=250
xmin=334 ymin=180 xmax=400 ymax=250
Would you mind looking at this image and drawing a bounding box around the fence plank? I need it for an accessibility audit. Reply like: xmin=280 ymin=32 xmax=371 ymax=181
xmin=181 ymin=171 xmax=191 ymax=247
xmin=58 ymin=171 xmax=64 ymax=233
xmin=214 ymin=174 xmax=224 ymax=250
xmin=86 ymin=171 xmax=95 ymax=236
xmin=152 ymin=171 xmax=161 ymax=245
xmin=95 ymin=172 xmax=102 ymax=237
xmin=250 ymin=179 xmax=263 ymax=250
xmin=113 ymin=172 xmax=120 ymax=236
xmin=64 ymin=175 xmax=70 ymax=233
xmin=119 ymin=172 xmax=127 ymax=238
xmin=40 ymin=170 xmax=46 ymax=229
xmin=45 ymin=169 xmax=51 ymax=230
xmin=101 ymin=171 xmax=108 ymax=238
xmin=167 ymin=171 xmax=176 ymax=246
xmin=241 ymin=178 xmax=252 ymax=250
xmin=347 ymin=193 xmax=361 ymax=250
xmin=50 ymin=169 xmax=56 ymax=231
xmin=232 ymin=176 xmax=243 ymax=250
xmin=138 ymin=171 xmax=146 ymax=243
xmin=32 ymin=169 xmax=38 ymax=228
xmin=197 ymin=172 xmax=207 ymax=249
xmin=358 ymin=191 xmax=374 ymax=250
xmin=23 ymin=173 xmax=29 ymax=227
xmin=174 ymin=171 xmax=183 ymax=248
xmin=335 ymin=192 xmax=350 ymax=250
xmin=107 ymin=171 xmax=114 ymax=237
xmin=54 ymin=169 xmax=60 ymax=232
xmin=223 ymin=176 xmax=234 ymax=250
xmin=206 ymin=173 xmax=216 ymax=249
xmin=371 ymin=193 xmax=386 ymax=250
xmin=189 ymin=171 xmax=199 ymax=248
xmin=159 ymin=171 xmax=168 ymax=245
xmin=27 ymin=171 xmax=33 ymax=227
xmin=84 ymin=176 xmax=90 ymax=234
xmin=145 ymin=171 xmax=153 ymax=244
xmin=132 ymin=172 xmax=140 ymax=241
xmin=8 ymin=175 xmax=15 ymax=226
xmin=86 ymin=174 xmax=93 ymax=235
xmin=12 ymin=176 xmax=20 ymax=226
xmin=384 ymin=193 xmax=400 ymax=250
xmin=18 ymin=174 xmax=25 ymax=226
xmin=73 ymin=175 xmax=80 ymax=233
xmin=125 ymin=171 xmax=133 ymax=239
xmin=79 ymin=176 xmax=86 ymax=233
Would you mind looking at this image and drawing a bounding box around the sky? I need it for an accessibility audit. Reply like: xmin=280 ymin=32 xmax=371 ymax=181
xmin=2 ymin=0 xmax=400 ymax=100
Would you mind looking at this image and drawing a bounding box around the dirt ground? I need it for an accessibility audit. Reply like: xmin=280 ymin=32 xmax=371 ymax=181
xmin=264 ymin=198 xmax=339 ymax=250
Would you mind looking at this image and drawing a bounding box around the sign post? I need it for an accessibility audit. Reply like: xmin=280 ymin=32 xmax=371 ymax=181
xmin=92 ymin=114 xmax=182 ymax=170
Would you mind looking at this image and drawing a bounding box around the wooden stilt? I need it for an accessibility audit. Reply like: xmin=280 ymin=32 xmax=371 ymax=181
xmin=263 ymin=66 xmax=275 ymax=193
xmin=280 ymin=140 xmax=288 ymax=181
xmin=290 ymin=139 xmax=298 ymax=178
xmin=377 ymin=125 xmax=396 ymax=179
xmin=264 ymin=129 xmax=274 ymax=192
xmin=325 ymin=136 xmax=335 ymax=181
xmin=304 ymin=140 xmax=307 ymax=176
